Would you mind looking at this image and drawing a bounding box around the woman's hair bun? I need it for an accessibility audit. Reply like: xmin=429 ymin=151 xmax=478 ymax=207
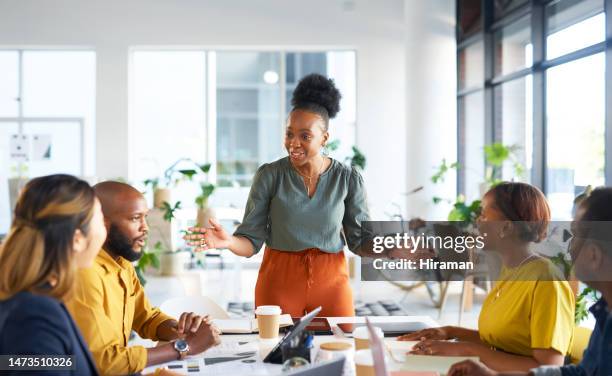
xmin=291 ymin=73 xmax=341 ymax=119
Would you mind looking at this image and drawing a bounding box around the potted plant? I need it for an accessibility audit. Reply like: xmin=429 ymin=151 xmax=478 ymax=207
xmin=195 ymin=182 xmax=216 ymax=226
xmin=156 ymin=200 xmax=191 ymax=276
xmin=144 ymin=159 xmax=212 ymax=209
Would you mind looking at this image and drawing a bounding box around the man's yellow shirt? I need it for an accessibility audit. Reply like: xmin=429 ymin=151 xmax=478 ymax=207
xmin=66 ymin=250 xmax=174 ymax=375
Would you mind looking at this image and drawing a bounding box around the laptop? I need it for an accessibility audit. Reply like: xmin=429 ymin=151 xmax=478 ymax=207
xmin=286 ymin=357 xmax=345 ymax=376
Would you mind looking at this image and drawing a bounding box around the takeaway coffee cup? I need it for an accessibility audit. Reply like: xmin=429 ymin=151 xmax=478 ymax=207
xmin=255 ymin=305 xmax=282 ymax=339
xmin=353 ymin=326 xmax=384 ymax=350
xmin=354 ymin=349 xmax=375 ymax=376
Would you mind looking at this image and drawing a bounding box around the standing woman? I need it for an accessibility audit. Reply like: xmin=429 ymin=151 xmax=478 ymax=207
xmin=187 ymin=74 xmax=368 ymax=317
xmin=0 ymin=175 xmax=107 ymax=375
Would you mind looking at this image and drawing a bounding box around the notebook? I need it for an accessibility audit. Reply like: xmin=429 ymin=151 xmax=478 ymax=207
xmin=212 ymin=314 xmax=293 ymax=334
xmin=401 ymin=355 xmax=479 ymax=376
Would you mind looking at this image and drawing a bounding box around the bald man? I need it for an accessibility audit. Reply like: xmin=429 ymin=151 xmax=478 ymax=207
xmin=66 ymin=181 xmax=220 ymax=376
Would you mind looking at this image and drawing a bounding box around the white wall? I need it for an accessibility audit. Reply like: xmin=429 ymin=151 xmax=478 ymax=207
xmin=404 ymin=0 xmax=457 ymax=220
xmin=0 ymin=0 xmax=456 ymax=220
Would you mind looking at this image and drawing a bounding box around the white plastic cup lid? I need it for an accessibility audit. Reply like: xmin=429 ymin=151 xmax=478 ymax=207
xmin=352 ymin=326 xmax=384 ymax=339
xmin=255 ymin=305 xmax=282 ymax=315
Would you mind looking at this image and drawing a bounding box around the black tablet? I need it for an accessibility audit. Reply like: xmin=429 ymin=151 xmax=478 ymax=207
xmin=337 ymin=321 xmax=430 ymax=337
xmin=263 ymin=306 xmax=322 ymax=364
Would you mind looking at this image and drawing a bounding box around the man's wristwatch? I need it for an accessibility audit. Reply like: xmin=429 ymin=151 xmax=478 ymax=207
xmin=173 ymin=339 xmax=190 ymax=360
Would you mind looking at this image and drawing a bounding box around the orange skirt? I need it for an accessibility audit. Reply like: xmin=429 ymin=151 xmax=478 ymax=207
xmin=255 ymin=247 xmax=355 ymax=317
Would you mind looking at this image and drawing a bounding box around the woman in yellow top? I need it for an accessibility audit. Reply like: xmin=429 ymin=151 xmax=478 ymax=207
xmin=399 ymin=182 xmax=575 ymax=372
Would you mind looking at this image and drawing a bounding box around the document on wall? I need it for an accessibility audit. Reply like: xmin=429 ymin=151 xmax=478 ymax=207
xmin=212 ymin=314 xmax=293 ymax=334
xmin=401 ymin=355 xmax=479 ymax=376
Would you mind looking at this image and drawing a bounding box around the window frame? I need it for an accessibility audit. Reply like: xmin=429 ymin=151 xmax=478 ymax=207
xmin=456 ymin=0 xmax=612 ymax=199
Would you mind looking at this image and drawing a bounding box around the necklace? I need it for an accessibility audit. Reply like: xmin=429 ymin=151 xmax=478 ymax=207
xmin=293 ymin=158 xmax=326 ymax=197
xmin=494 ymin=253 xmax=539 ymax=300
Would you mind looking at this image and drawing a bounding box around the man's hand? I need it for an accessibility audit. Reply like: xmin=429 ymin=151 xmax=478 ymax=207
xmin=185 ymin=321 xmax=221 ymax=355
xmin=176 ymin=313 xmax=210 ymax=336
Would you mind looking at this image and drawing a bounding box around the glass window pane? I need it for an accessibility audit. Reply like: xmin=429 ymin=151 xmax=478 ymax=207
xmin=0 ymin=51 xmax=19 ymax=117
xmin=23 ymin=121 xmax=84 ymax=177
xmin=130 ymin=51 xmax=207 ymax=197
xmin=494 ymin=0 xmax=529 ymax=20
xmin=0 ymin=122 xmax=19 ymax=234
xmin=458 ymin=0 xmax=482 ymax=38
xmin=494 ymin=76 xmax=532 ymax=183
xmin=546 ymin=53 xmax=605 ymax=219
xmin=22 ymin=51 xmax=96 ymax=175
xmin=458 ymin=41 xmax=484 ymax=91
xmin=458 ymin=91 xmax=485 ymax=202
xmin=494 ymin=17 xmax=532 ymax=77
xmin=285 ymin=51 xmax=357 ymax=161
xmin=546 ymin=0 xmax=604 ymax=59
xmin=215 ymin=52 xmax=281 ymax=187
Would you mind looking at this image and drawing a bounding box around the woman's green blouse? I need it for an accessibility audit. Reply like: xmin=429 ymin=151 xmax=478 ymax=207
xmin=233 ymin=157 xmax=370 ymax=254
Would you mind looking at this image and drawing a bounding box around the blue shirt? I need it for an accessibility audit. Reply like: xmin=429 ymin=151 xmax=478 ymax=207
xmin=561 ymin=298 xmax=611 ymax=376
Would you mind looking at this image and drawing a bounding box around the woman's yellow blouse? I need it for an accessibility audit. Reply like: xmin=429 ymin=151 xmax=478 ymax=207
xmin=478 ymin=257 xmax=575 ymax=356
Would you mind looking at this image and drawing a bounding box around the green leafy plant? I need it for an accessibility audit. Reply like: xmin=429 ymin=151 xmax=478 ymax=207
xmin=348 ymin=146 xmax=366 ymax=170
xmin=484 ymin=143 xmax=524 ymax=186
xmin=575 ymin=287 xmax=600 ymax=324
xmin=448 ymin=196 xmax=482 ymax=223
xmin=430 ymin=143 xmax=523 ymax=225
xmin=195 ymin=183 xmax=216 ymax=209
xmin=162 ymin=201 xmax=182 ymax=221
xmin=549 ymin=251 xmax=601 ymax=324
xmin=326 ymin=139 xmax=367 ymax=171
xmin=135 ymin=241 xmax=162 ymax=286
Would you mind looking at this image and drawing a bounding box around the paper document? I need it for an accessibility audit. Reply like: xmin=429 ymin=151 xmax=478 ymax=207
xmin=401 ymin=355 xmax=479 ymax=376
xmin=213 ymin=314 xmax=293 ymax=334
xmin=386 ymin=340 xmax=419 ymax=363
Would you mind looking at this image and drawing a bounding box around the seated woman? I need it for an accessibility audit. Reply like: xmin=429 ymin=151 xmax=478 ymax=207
xmin=400 ymin=182 xmax=575 ymax=372
xmin=0 ymin=174 xmax=107 ymax=376
xmin=447 ymin=187 xmax=612 ymax=376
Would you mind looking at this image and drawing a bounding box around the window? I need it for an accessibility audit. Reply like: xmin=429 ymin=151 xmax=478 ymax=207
xmin=0 ymin=50 xmax=95 ymax=234
xmin=494 ymin=17 xmax=532 ymax=77
xmin=215 ymin=52 xmax=282 ymax=187
xmin=458 ymin=92 xmax=485 ymax=202
xmin=456 ymin=0 xmax=609 ymax=219
xmin=130 ymin=49 xmax=357 ymax=206
xmin=494 ymin=76 xmax=532 ymax=183
xmin=546 ymin=53 xmax=605 ymax=219
xmin=546 ymin=0 xmax=604 ymax=59
xmin=458 ymin=42 xmax=484 ymax=91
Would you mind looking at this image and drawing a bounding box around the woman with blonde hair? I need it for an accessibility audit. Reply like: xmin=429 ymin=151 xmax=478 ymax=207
xmin=0 ymin=174 xmax=107 ymax=376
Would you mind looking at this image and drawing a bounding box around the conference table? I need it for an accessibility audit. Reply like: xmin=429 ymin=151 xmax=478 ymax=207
xmin=139 ymin=315 xmax=440 ymax=376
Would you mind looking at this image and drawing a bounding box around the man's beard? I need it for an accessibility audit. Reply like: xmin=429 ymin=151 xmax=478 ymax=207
xmin=104 ymin=224 xmax=143 ymax=262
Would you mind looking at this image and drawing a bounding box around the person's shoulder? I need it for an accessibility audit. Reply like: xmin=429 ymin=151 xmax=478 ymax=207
xmin=329 ymin=159 xmax=363 ymax=183
xmin=527 ymin=257 xmax=566 ymax=280
xmin=259 ymin=157 xmax=288 ymax=173
xmin=253 ymin=157 xmax=289 ymax=184
xmin=2 ymin=292 xmax=67 ymax=327
xmin=7 ymin=291 xmax=63 ymax=314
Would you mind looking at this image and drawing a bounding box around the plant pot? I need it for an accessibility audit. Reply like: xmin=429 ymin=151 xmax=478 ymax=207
xmin=196 ymin=206 xmax=215 ymax=227
xmin=160 ymin=251 xmax=190 ymax=276
xmin=153 ymin=188 xmax=171 ymax=209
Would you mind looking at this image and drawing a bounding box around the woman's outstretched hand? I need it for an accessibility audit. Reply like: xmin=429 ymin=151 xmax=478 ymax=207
xmin=184 ymin=218 xmax=232 ymax=251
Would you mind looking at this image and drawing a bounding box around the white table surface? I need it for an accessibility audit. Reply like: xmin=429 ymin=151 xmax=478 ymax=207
xmin=140 ymin=315 xmax=438 ymax=375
